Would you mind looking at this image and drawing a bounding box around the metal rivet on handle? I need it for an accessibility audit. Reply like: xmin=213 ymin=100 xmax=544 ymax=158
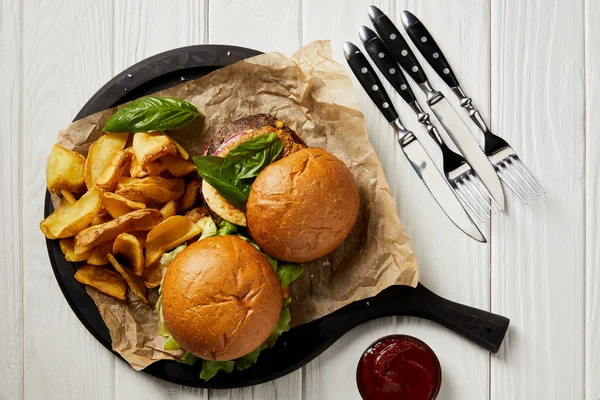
xmin=401 ymin=50 xmax=408 ymax=56
xmin=361 ymin=67 xmax=368 ymax=74
xmin=443 ymin=68 xmax=450 ymax=74
xmin=372 ymin=85 xmax=379 ymax=91
xmin=400 ymin=84 xmax=407 ymax=90
xmin=382 ymin=102 xmax=389 ymax=109
xmin=390 ymin=33 xmax=397 ymax=40
xmin=389 ymin=68 xmax=396 ymax=74
xmin=421 ymin=36 xmax=427 ymax=42
xmin=412 ymin=66 xmax=419 ymax=72
xmin=378 ymin=52 xmax=385 ymax=58
xmin=433 ymin=52 xmax=439 ymax=59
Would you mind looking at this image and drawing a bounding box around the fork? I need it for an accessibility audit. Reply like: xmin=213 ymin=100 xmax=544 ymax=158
xmin=359 ymin=26 xmax=493 ymax=220
xmin=400 ymin=10 xmax=543 ymax=204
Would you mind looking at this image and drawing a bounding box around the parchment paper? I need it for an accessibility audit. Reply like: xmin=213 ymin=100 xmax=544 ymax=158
xmin=56 ymin=41 xmax=418 ymax=371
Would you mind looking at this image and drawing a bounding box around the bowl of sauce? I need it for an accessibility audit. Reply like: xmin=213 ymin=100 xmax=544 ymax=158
xmin=356 ymin=335 xmax=441 ymax=400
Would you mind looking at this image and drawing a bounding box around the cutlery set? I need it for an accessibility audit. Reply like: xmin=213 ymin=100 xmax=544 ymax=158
xmin=344 ymin=7 xmax=543 ymax=242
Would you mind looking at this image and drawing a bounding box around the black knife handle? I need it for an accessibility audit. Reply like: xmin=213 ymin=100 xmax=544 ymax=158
xmin=370 ymin=9 xmax=428 ymax=84
xmin=361 ymin=29 xmax=416 ymax=105
xmin=402 ymin=11 xmax=459 ymax=88
xmin=344 ymin=42 xmax=398 ymax=123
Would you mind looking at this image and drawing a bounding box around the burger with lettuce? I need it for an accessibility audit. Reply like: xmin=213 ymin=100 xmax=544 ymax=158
xmin=156 ymin=115 xmax=360 ymax=380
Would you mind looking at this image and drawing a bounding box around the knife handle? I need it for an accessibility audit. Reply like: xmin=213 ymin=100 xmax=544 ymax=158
xmin=360 ymin=28 xmax=417 ymax=105
xmin=402 ymin=11 xmax=459 ymax=88
xmin=344 ymin=42 xmax=398 ymax=123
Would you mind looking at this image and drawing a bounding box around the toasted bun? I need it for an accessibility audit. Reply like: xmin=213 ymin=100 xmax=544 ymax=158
xmin=247 ymin=148 xmax=360 ymax=263
xmin=161 ymin=235 xmax=283 ymax=361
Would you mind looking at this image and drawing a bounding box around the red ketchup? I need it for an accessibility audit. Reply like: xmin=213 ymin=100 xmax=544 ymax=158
xmin=357 ymin=335 xmax=441 ymax=400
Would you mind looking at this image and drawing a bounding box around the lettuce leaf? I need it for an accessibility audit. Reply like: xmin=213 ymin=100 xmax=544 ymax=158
xmin=164 ymin=335 xmax=181 ymax=350
xmin=217 ymin=220 xmax=238 ymax=236
xmin=276 ymin=264 xmax=304 ymax=289
xmin=159 ymin=243 xmax=187 ymax=268
xmin=198 ymin=217 xmax=218 ymax=240
xmin=200 ymin=360 xmax=235 ymax=381
xmin=180 ymin=352 xmax=198 ymax=365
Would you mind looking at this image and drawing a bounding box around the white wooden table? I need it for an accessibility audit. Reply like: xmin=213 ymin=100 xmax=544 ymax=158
xmin=1 ymin=0 xmax=596 ymax=399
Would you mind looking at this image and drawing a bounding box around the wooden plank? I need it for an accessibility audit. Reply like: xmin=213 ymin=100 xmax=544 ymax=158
xmin=21 ymin=1 xmax=115 ymax=399
xmin=302 ymin=1 xmax=491 ymax=399
xmin=0 ymin=0 xmax=23 ymax=399
xmin=207 ymin=1 xmax=303 ymax=398
xmin=490 ymin=0 xmax=585 ymax=399
xmin=585 ymin=0 xmax=599 ymax=397
xmin=112 ymin=1 xmax=208 ymax=398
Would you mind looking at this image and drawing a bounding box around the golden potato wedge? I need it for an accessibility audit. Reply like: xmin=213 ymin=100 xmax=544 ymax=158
xmin=202 ymin=180 xmax=247 ymax=226
xmin=122 ymin=147 xmax=135 ymax=177
xmin=113 ymin=233 xmax=144 ymax=275
xmin=145 ymin=215 xmax=202 ymax=267
xmin=178 ymin=181 xmax=199 ymax=212
xmin=132 ymin=132 xmax=178 ymax=166
xmin=61 ymin=189 xmax=77 ymax=205
xmin=103 ymin=192 xmax=146 ymax=218
xmin=74 ymin=264 xmax=127 ymax=301
xmin=87 ymin=241 xmax=113 ymax=266
xmin=40 ymin=187 xmax=103 ymax=239
xmin=160 ymin=154 xmax=196 ymax=177
xmin=143 ymin=262 xmax=164 ymax=288
xmin=184 ymin=206 xmax=210 ymax=223
xmin=74 ymin=241 xmax=94 ymax=256
xmin=85 ymin=132 xmax=129 ymax=188
xmin=117 ymin=176 xmax=140 ymax=189
xmin=115 ymin=176 xmax=185 ymax=203
xmin=172 ymin=138 xmax=189 ymax=160
xmin=129 ymin=153 xmax=147 ymax=178
xmin=59 ymin=239 xmax=92 ymax=262
xmin=75 ymin=208 xmax=163 ymax=248
xmin=107 ymin=254 xmax=148 ymax=303
xmin=160 ymin=200 xmax=177 ymax=219
xmin=95 ymin=150 xmax=130 ymax=191
xmin=131 ymin=231 xmax=147 ymax=247
xmin=91 ymin=212 xmax=112 ymax=226
xmin=144 ymin=161 xmax=166 ymax=176
xmin=46 ymin=144 xmax=86 ymax=193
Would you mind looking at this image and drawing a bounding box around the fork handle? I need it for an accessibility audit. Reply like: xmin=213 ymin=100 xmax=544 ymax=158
xmin=401 ymin=11 xmax=459 ymax=88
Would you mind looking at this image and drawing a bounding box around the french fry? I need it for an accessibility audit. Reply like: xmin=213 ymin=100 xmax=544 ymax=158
xmin=178 ymin=181 xmax=199 ymax=212
xmin=46 ymin=144 xmax=86 ymax=193
xmin=91 ymin=212 xmax=113 ymax=226
xmin=115 ymin=176 xmax=185 ymax=203
xmin=87 ymin=241 xmax=114 ymax=266
xmin=144 ymin=215 xmax=202 ymax=267
xmin=172 ymin=138 xmax=189 ymax=160
xmin=95 ymin=150 xmax=130 ymax=191
xmin=61 ymin=189 xmax=77 ymax=205
xmin=160 ymin=200 xmax=177 ymax=219
xmin=160 ymin=154 xmax=196 ymax=177
xmin=202 ymin=180 xmax=247 ymax=226
xmin=75 ymin=209 xmax=163 ymax=248
xmin=143 ymin=262 xmax=164 ymax=288
xmin=103 ymin=192 xmax=146 ymax=218
xmin=40 ymin=187 xmax=103 ymax=239
xmin=59 ymin=239 xmax=92 ymax=262
xmin=85 ymin=132 xmax=129 ymax=188
xmin=184 ymin=206 xmax=210 ymax=223
xmin=107 ymin=254 xmax=148 ymax=303
xmin=132 ymin=132 xmax=178 ymax=166
xmin=144 ymin=161 xmax=166 ymax=176
xmin=74 ymin=264 xmax=127 ymax=301
xmin=113 ymin=233 xmax=144 ymax=275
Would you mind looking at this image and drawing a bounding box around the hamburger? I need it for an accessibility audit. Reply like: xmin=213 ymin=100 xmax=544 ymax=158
xmin=196 ymin=114 xmax=360 ymax=263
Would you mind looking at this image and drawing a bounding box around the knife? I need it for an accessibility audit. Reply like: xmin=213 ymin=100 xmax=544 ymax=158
xmin=368 ymin=6 xmax=506 ymax=211
xmin=343 ymin=42 xmax=485 ymax=242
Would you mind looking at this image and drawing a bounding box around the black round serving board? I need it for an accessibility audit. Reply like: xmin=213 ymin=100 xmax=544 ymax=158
xmin=45 ymin=44 xmax=509 ymax=389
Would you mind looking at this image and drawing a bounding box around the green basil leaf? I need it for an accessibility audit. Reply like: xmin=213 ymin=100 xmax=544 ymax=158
xmin=200 ymin=360 xmax=235 ymax=381
xmin=193 ymin=156 xmax=249 ymax=210
xmin=276 ymin=263 xmax=304 ymax=289
xmin=180 ymin=352 xmax=198 ymax=366
xmin=221 ymin=133 xmax=283 ymax=180
xmin=103 ymin=97 xmax=202 ymax=133
xmin=217 ymin=220 xmax=238 ymax=236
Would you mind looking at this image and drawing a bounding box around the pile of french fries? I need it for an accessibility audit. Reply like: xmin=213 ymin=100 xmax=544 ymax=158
xmin=40 ymin=131 xmax=211 ymax=302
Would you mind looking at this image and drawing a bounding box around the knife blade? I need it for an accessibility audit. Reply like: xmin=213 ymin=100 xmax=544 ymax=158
xmin=343 ymin=42 xmax=485 ymax=242
xmin=369 ymin=6 xmax=506 ymax=211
